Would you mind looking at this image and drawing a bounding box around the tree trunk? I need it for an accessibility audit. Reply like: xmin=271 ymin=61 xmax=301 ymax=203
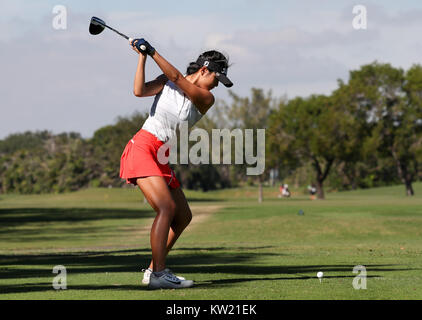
xmin=405 ymin=179 xmax=414 ymax=196
xmin=392 ymin=148 xmax=415 ymax=197
xmin=312 ymin=156 xmax=334 ymax=200
xmin=316 ymin=179 xmax=325 ymax=200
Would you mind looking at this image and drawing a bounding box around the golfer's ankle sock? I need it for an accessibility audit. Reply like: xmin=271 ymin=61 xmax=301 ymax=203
xmin=153 ymin=271 xmax=165 ymax=277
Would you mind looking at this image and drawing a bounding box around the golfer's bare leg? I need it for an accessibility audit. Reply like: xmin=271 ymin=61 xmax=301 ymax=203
xmin=148 ymin=186 xmax=192 ymax=270
xmin=136 ymin=176 xmax=176 ymax=272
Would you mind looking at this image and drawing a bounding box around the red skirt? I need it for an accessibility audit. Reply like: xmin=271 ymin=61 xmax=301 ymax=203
xmin=120 ymin=129 xmax=180 ymax=189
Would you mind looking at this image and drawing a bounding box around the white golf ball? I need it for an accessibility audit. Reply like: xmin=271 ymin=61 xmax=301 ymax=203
xmin=317 ymin=271 xmax=323 ymax=278
xmin=140 ymin=45 xmax=146 ymax=51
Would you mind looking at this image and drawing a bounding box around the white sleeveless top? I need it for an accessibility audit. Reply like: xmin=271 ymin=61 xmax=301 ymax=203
xmin=142 ymin=80 xmax=203 ymax=142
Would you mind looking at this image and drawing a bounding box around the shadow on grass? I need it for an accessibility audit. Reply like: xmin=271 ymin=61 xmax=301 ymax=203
xmin=185 ymin=198 xmax=225 ymax=202
xmin=0 ymin=283 xmax=147 ymax=294
xmin=0 ymin=208 xmax=155 ymax=227
xmin=193 ymin=274 xmax=382 ymax=289
xmin=0 ymin=207 xmax=157 ymax=244
xmin=0 ymin=245 xmax=416 ymax=295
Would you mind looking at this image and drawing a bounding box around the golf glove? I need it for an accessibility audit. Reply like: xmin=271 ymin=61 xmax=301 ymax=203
xmin=132 ymin=38 xmax=155 ymax=56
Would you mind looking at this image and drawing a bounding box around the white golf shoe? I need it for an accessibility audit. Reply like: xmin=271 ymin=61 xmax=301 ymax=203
xmin=148 ymin=270 xmax=194 ymax=290
xmin=141 ymin=267 xmax=186 ymax=285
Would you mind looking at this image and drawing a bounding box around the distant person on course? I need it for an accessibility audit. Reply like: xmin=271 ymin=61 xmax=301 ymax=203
xmin=119 ymin=38 xmax=233 ymax=289
xmin=308 ymin=184 xmax=317 ymax=200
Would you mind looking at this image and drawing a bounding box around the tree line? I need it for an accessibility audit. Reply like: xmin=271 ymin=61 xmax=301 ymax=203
xmin=267 ymin=62 xmax=422 ymax=198
xmin=1 ymin=61 xmax=421 ymax=198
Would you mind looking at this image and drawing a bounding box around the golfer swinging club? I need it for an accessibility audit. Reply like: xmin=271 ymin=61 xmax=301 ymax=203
xmin=119 ymin=38 xmax=233 ymax=289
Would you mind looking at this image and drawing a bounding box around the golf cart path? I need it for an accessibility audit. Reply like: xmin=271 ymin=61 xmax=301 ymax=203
xmin=136 ymin=204 xmax=223 ymax=236
xmin=95 ymin=204 xmax=224 ymax=251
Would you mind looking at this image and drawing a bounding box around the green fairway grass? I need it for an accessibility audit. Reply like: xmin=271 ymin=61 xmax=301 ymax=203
xmin=1 ymin=183 xmax=421 ymax=299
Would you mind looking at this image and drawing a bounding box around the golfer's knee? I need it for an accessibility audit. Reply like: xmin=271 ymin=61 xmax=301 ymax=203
xmin=158 ymin=201 xmax=176 ymax=219
xmin=179 ymin=210 xmax=192 ymax=230
xmin=172 ymin=209 xmax=191 ymax=231
xmin=185 ymin=210 xmax=192 ymax=226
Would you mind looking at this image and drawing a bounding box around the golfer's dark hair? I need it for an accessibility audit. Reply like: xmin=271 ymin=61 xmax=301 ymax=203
xmin=186 ymin=50 xmax=229 ymax=75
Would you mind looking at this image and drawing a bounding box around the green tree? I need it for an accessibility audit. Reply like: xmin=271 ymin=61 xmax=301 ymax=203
xmin=89 ymin=111 xmax=148 ymax=187
xmin=0 ymin=130 xmax=51 ymax=155
xmin=268 ymin=94 xmax=346 ymax=199
xmin=222 ymin=88 xmax=276 ymax=202
xmin=344 ymin=62 xmax=421 ymax=195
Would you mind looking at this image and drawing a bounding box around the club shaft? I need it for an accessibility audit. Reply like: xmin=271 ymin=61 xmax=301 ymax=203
xmin=104 ymin=24 xmax=129 ymax=40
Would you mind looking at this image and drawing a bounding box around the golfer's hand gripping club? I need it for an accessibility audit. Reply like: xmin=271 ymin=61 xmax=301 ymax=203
xmin=131 ymin=38 xmax=155 ymax=56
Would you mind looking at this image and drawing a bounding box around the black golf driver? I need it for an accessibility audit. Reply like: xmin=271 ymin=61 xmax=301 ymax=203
xmin=89 ymin=16 xmax=133 ymax=42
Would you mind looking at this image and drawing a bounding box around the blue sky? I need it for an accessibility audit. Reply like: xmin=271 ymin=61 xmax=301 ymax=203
xmin=1 ymin=0 xmax=422 ymax=139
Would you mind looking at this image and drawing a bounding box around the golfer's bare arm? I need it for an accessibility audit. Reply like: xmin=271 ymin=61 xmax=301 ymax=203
xmin=133 ymin=54 xmax=168 ymax=97
xmin=151 ymin=51 xmax=215 ymax=114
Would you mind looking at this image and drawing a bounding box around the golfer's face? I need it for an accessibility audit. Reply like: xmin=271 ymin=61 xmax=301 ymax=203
xmin=204 ymin=71 xmax=219 ymax=90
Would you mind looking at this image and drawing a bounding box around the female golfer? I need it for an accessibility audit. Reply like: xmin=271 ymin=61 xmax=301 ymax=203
xmin=119 ymin=38 xmax=232 ymax=289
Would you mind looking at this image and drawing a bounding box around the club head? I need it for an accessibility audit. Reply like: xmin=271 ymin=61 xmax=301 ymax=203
xmin=89 ymin=16 xmax=106 ymax=35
